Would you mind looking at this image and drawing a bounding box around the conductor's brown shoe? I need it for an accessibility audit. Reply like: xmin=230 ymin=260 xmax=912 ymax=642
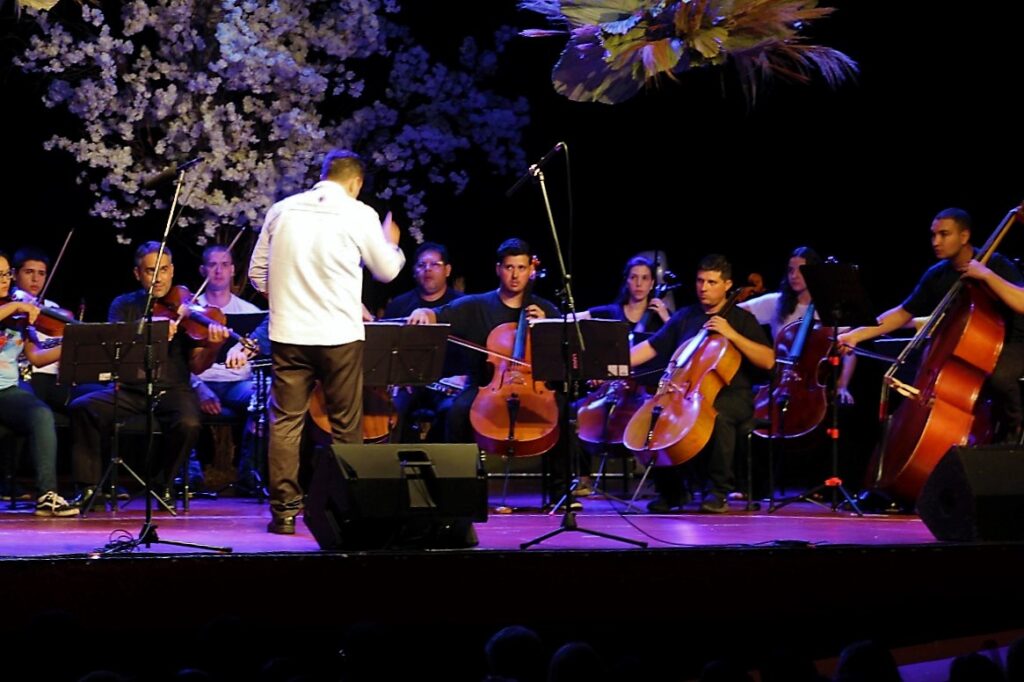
xmin=267 ymin=516 xmax=296 ymax=535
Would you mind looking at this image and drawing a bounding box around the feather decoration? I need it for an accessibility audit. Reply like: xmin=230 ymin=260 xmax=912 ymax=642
xmin=520 ymin=0 xmax=857 ymax=104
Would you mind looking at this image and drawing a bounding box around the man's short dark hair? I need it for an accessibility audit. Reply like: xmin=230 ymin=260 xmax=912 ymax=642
xmin=202 ymin=244 xmax=232 ymax=264
xmin=134 ymin=241 xmax=172 ymax=268
xmin=933 ymin=207 xmax=972 ymax=233
xmin=414 ymin=242 xmax=449 ymax=265
xmin=697 ymin=253 xmax=732 ymax=282
xmin=496 ymin=238 xmax=530 ymax=262
xmin=321 ymin=149 xmax=365 ymax=182
xmin=13 ymin=246 xmax=50 ymax=271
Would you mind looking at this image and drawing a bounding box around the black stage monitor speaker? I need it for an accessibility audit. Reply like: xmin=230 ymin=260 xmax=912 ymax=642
xmin=304 ymin=443 xmax=488 ymax=550
xmin=918 ymin=444 xmax=1024 ymax=541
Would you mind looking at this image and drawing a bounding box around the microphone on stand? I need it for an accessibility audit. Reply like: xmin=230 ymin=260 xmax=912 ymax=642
xmin=141 ymin=157 xmax=204 ymax=188
xmin=506 ymin=142 xmax=566 ymax=197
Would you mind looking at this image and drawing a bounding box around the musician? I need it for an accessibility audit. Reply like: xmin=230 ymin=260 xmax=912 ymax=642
xmin=740 ymin=246 xmax=855 ymax=404
xmin=0 ymin=249 xmax=78 ymax=516
xmin=383 ymin=241 xmax=464 ymax=443
xmin=68 ymin=242 xmax=231 ymax=509
xmin=573 ymin=255 xmax=673 ymax=495
xmin=190 ymin=244 xmax=264 ymax=416
xmin=10 ymin=247 xmax=68 ymax=410
xmin=630 ymin=254 xmax=775 ymax=513
xmin=407 ymin=238 xmax=564 ymax=501
xmin=383 ymin=241 xmax=463 ymax=318
xmin=839 ymin=208 xmax=1024 ymax=442
xmin=249 ymin=149 xmax=405 ymax=534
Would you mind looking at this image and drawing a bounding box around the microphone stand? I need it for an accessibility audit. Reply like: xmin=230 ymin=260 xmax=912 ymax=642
xmin=515 ymin=145 xmax=645 ymax=549
xmin=105 ymin=167 xmax=231 ymax=554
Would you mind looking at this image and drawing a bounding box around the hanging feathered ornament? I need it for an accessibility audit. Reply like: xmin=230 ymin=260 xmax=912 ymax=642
xmin=520 ymin=0 xmax=857 ymax=104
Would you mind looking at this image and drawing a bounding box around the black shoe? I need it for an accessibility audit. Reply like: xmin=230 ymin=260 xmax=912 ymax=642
xmin=646 ymin=496 xmax=683 ymax=514
xmin=699 ymin=492 xmax=729 ymax=514
xmin=267 ymin=516 xmax=296 ymax=535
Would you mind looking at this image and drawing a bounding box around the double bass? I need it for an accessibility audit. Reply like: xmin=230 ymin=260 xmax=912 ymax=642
xmin=872 ymin=206 xmax=1018 ymax=502
xmin=752 ymin=303 xmax=830 ymax=444
xmin=469 ymin=266 xmax=559 ymax=457
xmin=623 ymin=290 xmax=744 ymax=467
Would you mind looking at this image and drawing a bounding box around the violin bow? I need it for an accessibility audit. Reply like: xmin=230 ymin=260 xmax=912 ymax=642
xmin=36 ymin=227 xmax=75 ymax=304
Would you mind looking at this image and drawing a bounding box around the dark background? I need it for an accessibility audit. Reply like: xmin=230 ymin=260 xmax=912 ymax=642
xmin=3 ymin=0 xmax=1022 ymax=323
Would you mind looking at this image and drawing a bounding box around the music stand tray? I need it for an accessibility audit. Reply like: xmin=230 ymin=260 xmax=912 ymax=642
xmin=363 ymin=322 xmax=449 ymax=386
xmin=529 ymin=318 xmax=631 ymax=383
xmin=59 ymin=322 xmax=169 ymax=386
xmin=799 ymin=263 xmax=879 ymax=329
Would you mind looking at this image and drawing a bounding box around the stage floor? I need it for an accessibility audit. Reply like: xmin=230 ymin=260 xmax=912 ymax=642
xmin=0 ymin=489 xmax=937 ymax=557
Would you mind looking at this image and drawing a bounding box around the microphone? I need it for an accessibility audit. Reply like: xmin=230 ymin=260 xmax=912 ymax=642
xmin=505 ymin=142 xmax=566 ymax=197
xmin=142 ymin=157 xmax=203 ymax=188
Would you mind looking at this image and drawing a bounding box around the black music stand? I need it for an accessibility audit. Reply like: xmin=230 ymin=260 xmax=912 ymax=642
xmin=362 ymin=322 xmax=449 ymax=387
xmin=59 ymin=322 xmax=171 ymax=515
xmin=769 ymin=263 xmax=877 ymax=515
xmin=521 ymin=317 xmax=646 ymax=549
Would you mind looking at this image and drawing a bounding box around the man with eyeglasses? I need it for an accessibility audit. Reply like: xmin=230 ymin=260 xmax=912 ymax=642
xmin=383 ymin=242 xmax=462 ymax=319
xmin=381 ymin=242 xmax=464 ymax=443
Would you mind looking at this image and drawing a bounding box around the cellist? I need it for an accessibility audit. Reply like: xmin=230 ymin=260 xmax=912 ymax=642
xmin=739 ymin=246 xmax=856 ymax=405
xmin=838 ymin=208 xmax=1024 ymax=443
xmin=407 ymin=239 xmax=564 ymax=499
xmin=630 ymin=254 xmax=774 ymax=513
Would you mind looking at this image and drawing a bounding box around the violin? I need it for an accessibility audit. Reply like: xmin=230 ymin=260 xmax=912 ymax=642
xmin=0 ymin=296 xmax=78 ymax=337
xmin=623 ymin=289 xmax=744 ymax=467
xmin=152 ymin=285 xmax=257 ymax=352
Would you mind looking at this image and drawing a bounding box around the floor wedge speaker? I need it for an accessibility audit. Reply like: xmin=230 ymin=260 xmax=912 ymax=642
xmin=304 ymin=443 xmax=488 ymax=550
xmin=918 ymin=444 xmax=1024 ymax=541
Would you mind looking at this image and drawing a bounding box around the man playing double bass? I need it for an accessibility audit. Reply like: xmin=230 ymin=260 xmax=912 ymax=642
xmin=838 ymin=208 xmax=1024 ymax=444
xmin=629 ymin=254 xmax=775 ymax=514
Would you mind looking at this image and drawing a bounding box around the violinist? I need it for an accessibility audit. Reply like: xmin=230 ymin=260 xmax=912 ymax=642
xmin=68 ymin=242 xmax=231 ymax=509
xmin=383 ymin=241 xmax=464 ymax=443
xmin=249 ymin=149 xmax=405 ymax=535
xmin=190 ymin=244 xmax=264 ymax=416
xmin=0 ymin=249 xmax=78 ymax=516
xmin=10 ymin=247 xmax=69 ymax=410
xmin=407 ymin=239 xmax=564 ymax=499
xmin=630 ymin=254 xmax=774 ymax=513
xmin=740 ymin=246 xmax=855 ymax=404
xmin=839 ymin=208 xmax=1024 ymax=443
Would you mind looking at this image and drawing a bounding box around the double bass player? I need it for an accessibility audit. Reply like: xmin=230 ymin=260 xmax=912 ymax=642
xmin=839 ymin=208 xmax=1024 ymax=445
xmin=629 ymin=254 xmax=775 ymax=513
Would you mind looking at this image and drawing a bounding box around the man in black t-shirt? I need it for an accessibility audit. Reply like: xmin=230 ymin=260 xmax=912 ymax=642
xmin=408 ymin=238 xmax=565 ymax=503
xmin=840 ymin=207 xmax=1024 ymax=442
xmin=384 ymin=242 xmax=464 ymax=443
xmin=630 ymin=254 xmax=775 ymax=513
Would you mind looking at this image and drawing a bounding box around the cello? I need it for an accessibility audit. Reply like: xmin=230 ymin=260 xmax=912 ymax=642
xmin=871 ymin=205 xmax=1019 ymax=502
xmin=752 ymin=303 xmax=830 ymax=444
xmin=469 ymin=265 xmax=560 ymax=457
xmin=576 ymin=278 xmax=678 ymax=445
xmin=623 ymin=289 xmax=744 ymax=467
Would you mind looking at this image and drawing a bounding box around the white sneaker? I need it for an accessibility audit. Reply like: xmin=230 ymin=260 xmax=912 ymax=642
xmin=34 ymin=491 xmax=81 ymax=517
